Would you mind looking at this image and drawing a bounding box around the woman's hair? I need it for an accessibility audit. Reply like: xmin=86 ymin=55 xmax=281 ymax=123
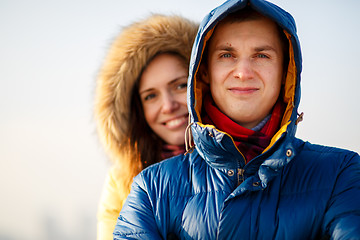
xmin=130 ymin=52 xmax=188 ymax=169
xmin=95 ymin=14 xmax=198 ymax=198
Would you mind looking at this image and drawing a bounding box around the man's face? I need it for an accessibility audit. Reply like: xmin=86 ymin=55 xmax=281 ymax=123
xmin=203 ymin=17 xmax=285 ymax=129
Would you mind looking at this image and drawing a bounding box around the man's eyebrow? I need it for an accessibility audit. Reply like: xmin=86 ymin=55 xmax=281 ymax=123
xmin=254 ymin=45 xmax=277 ymax=52
xmin=214 ymin=44 xmax=235 ymax=52
xmin=214 ymin=44 xmax=278 ymax=53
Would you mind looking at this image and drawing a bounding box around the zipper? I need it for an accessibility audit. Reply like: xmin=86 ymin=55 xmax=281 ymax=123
xmin=237 ymin=168 xmax=244 ymax=186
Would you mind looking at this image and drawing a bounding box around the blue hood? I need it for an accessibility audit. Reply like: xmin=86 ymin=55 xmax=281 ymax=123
xmin=186 ymin=0 xmax=303 ymax=167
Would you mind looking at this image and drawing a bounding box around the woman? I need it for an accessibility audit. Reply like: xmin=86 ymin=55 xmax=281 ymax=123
xmin=94 ymin=14 xmax=198 ymax=240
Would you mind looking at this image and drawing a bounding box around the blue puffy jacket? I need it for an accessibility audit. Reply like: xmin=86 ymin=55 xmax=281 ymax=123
xmin=114 ymin=0 xmax=360 ymax=239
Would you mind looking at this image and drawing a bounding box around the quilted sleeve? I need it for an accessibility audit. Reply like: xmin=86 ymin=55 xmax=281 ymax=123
xmin=113 ymin=173 xmax=163 ymax=240
xmin=323 ymin=152 xmax=360 ymax=239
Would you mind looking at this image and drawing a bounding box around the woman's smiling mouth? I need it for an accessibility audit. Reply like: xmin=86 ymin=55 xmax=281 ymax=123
xmin=163 ymin=115 xmax=188 ymax=129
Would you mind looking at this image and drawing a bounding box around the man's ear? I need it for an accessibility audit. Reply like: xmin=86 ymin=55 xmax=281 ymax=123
xmin=199 ymin=64 xmax=210 ymax=84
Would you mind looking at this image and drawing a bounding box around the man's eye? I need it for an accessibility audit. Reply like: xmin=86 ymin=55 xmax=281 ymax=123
xmin=257 ymin=53 xmax=269 ymax=59
xmin=221 ymin=53 xmax=232 ymax=58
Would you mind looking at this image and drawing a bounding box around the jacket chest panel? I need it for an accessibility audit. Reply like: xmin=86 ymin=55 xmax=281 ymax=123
xmin=179 ymin=191 xmax=229 ymax=239
xmin=216 ymin=180 xmax=329 ymax=239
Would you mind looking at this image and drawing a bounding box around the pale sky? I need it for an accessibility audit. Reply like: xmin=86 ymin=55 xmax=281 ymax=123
xmin=0 ymin=0 xmax=359 ymax=239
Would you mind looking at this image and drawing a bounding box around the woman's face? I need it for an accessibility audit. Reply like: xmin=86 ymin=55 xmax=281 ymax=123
xmin=138 ymin=53 xmax=188 ymax=146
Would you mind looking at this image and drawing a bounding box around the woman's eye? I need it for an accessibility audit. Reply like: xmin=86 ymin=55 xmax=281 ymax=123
xmin=177 ymin=82 xmax=187 ymax=90
xmin=144 ymin=93 xmax=156 ymax=101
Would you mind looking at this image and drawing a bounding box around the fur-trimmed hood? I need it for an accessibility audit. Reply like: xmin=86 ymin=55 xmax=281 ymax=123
xmin=95 ymin=14 xmax=198 ymax=163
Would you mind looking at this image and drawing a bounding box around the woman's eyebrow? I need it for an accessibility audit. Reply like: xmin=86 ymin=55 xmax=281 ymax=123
xmin=139 ymin=76 xmax=187 ymax=94
xmin=138 ymin=87 xmax=155 ymax=95
xmin=168 ymin=76 xmax=188 ymax=85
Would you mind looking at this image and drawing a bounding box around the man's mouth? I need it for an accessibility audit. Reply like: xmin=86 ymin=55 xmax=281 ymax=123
xmin=229 ymin=87 xmax=259 ymax=94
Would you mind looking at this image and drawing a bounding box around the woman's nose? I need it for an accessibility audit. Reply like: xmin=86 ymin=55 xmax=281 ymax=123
xmin=161 ymin=93 xmax=180 ymax=113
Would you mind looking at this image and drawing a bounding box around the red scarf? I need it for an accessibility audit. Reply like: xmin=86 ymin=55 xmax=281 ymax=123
xmin=202 ymin=95 xmax=285 ymax=163
xmin=161 ymin=144 xmax=186 ymax=160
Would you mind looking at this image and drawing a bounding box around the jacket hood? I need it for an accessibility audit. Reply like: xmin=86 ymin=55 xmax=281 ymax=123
xmin=95 ymin=14 xmax=198 ymax=163
xmin=186 ymin=0 xmax=303 ymax=167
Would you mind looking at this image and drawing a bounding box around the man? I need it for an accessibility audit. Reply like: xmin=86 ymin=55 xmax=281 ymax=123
xmin=114 ymin=0 xmax=360 ymax=239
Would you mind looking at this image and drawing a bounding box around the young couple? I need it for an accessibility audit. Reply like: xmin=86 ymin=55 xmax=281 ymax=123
xmin=96 ymin=0 xmax=360 ymax=239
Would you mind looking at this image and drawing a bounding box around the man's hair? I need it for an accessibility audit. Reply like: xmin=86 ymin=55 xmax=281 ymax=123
xmin=221 ymin=6 xmax=264 ymax=23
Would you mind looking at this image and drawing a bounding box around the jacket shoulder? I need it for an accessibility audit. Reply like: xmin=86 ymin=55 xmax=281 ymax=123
xmin=298 ymin=143 xmax=360 ymax=237
xmin=299 ymin=140 xmax=359 ymax=164
xmin=301 ymin=139 xmax=357 ymax=153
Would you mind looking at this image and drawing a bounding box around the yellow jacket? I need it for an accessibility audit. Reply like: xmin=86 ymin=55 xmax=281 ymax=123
xmin=97 ymin=166 xmax=126 ymax=240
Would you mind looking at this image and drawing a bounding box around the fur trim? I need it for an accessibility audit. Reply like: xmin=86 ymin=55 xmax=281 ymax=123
xmin=95 ymin=14 xmax=198 ymax=163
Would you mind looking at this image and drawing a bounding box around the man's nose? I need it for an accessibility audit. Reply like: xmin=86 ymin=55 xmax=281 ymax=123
xmin=233 ymin=59 xmax=254 ymax=80
xmin=161 ymin=93 xmax=180 ymax=113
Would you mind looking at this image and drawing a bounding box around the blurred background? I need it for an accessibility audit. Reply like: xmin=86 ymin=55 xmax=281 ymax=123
xmin=0 ymin=0 xmax=359 ymax=239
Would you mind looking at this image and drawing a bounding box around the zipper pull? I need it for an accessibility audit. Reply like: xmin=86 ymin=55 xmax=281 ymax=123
xmin=237 ymin=168 xmax=244 ymax=186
